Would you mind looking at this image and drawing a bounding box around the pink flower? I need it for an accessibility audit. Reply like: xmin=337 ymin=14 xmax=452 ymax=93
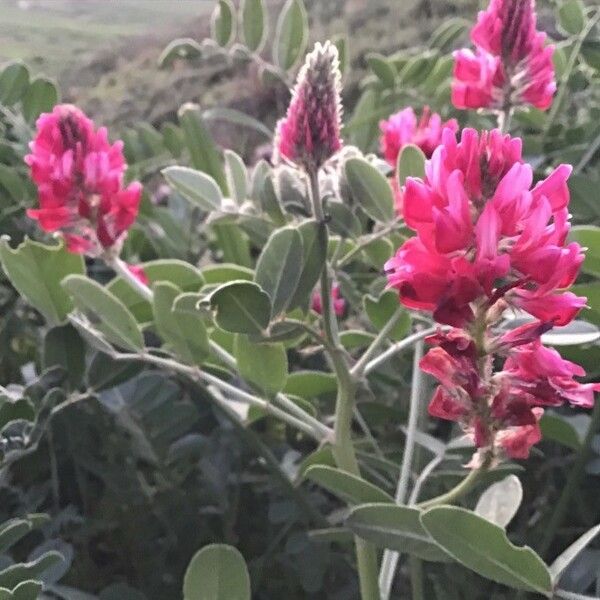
xmin=386 ymin=128 xmax=585 ymax=327
xmin=26 ymin=104 xmax=141 ymax=255
xmin=386 ymin=127 xmax=596 ymax=463
xmin=452 ymin=0 xmax=555 ymax=111
xmin=503 ymin=342 xmax=600 ymax=409
xmin=379 ymin=106 xmax=458 ymax=163
xmin=311 ymin=284 xmax=346 ymax=317
xmin=274 ymin=41 xmax=342 ymax=171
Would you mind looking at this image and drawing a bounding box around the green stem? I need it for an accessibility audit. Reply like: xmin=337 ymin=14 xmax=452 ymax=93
xmin=417 ymin=462 xmax=488 ymax=510
xmin=379 ymin=338 xmax=425 ymax=600
xmin=351 ymin=307 xmax=406 ymax=378
xmin=539 ymin=399 xmax=600 ymax=558
xmin=309 ymin=168 xmax=381 ymax=600
xmin=409 ymin=556 xmax=425 ymax=600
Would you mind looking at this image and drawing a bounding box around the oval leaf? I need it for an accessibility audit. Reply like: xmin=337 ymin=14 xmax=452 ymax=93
xmin=241 ymin=0 xmax=266 ymax=52
xmin=212 ymin=0 xmax=236 ymax=47
xmin=62 ymin=275 xmax=144 ymax=352
xmin=305 ymin=466 xmax=394 ymax=505
xmin=274 ymin=0 xmax=308 ymax=70
xmin=210 ymin=281 xmax=271 ymax=334
xmin=254 ymin=226 xmax=303 ymax=317
xmin=163 ymin=166 xmax=222 ymax=211
xmin=183 ymin=544 xmax=250 ymax=600
xmin=0 ymin=238 xmax=84 ymax=325
xmin=346 ymin=504 xmax=451 ymax=562
xmin=421 ymin=506 xmax=553 ymax=595
xmin=344 ymin=157 xmax=394 ymax=222
xmin=475 ymin=475 xmax=523 ymax=528
xmin=234 ymin=335 xmax=288 ymax=397
xmin=22 ymin=77 xmax=59 ymax=123
xmin=0 ymin=62 xmax=29 ymax=105
xmin=397 ymin=143 xmax=426 ymax=187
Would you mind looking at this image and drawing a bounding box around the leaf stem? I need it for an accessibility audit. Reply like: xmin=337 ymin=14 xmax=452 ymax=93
xmin=103 ymin=253 xmax=153 ymax=302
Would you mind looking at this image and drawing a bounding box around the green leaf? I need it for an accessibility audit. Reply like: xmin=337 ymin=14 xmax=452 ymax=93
xmin=62 ymin=275 xmax=144 ymax=352
xmin=241 ymin=0 xmax=266 ymax=52
xmin=288 ymin=220 xmax=327 ymax=310
xmin=0 ymin=552 xmax=64 ymax=590
xmin=0 ymin=238 xmax=84 ymax=325
xmin=158 ymin=38 xmax=203 ymax=68
xmin=558 ymin=0 xmax=586 ymax=35
xmin=212 ymin=0 xmax=236 ymax=47
xmin=183 ymin=544 xmax=250 ymax=600
xmin=108 ymin=259 xmax=204 ymax=323
xmin=153 ymin=283 xmax=209 ymax=365
xmin=340 ymin=330 xmax=375 ymax=351
xmin=274 ymin=0 xmax=308 ymax=70
xmin=178 ymin=104 xmax=227 ymax=193
xmin=540 ymin=412 xmax=585 ymax=450
xmin=364 ymin=291 xmax=409 ymax=341
xmin=163 ymin=166 xmax=222 ymax=211
xmin=397 ymin=144 xmax=426 ymax=187
xmin=347 ymin=88 xmax=380 ymax=151
xmin=255 ymin=226 xmax=303 ymax=317
xmin=284 ymin=371 xmax=336 ymax=399
xmin=0 ymin=396 xmax=34 ymax=430
xmin=21 ymin=77 xmax=59 ymax=123
xmin=162 ymin=123 xmax=184 ymax=158
xmin=344 ymin=157 xmax=394 ymax=223
xmin=224 ymin=150 xmax=248 ymax=205
xmin=569 ymin=226 xmax=600 ymax=277
xmin=210 ymin=281 xmax=271 ymax=334
xmin=549 ymin=524 xmax=600 ymax=583
xmin=366 ymin=53 xmax=396 ymax=88
xmin=234 ymin=335 xmax=288 ymax=397
xmin=475 ymin=475 xmax=523 ymax=528
xmin=0 ymin=521 xmax=32 ymax=556
xmin=421 ymin=506 xmax=553 ymax=595
xmin=0 ymin=62 xmax=29 ymax=105
xmin=305 ymin=466 xmax=394 ymax=505
xmin=201 ymin=264 xmax=254 ymax=285
xmin=12 ymin=580 xmax=42 ymax=600
xmin=346 ymin=504 xmax=451 ymax=562
xmin=429 ymin=18 xmax=469 ymax=52
xmin=43 ymin=324 xmax=85 ymax=389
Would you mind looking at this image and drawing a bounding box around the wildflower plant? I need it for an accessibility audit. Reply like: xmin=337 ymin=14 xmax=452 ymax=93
xmin=1 ymin=0 xmax=600 ymax=599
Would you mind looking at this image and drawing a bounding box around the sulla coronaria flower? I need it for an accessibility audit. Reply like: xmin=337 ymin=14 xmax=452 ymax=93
xmin=26 ymin=104 xmax=142 ymax=256
xmin=311 ymin=284 xmax=346 ymax=317
xmin=274 ymin=41 xmax=343 ymax=172
xmin=386 ymin=127 xmax=597 ymax=462
xmin=452 ymin=0 xmax=556 ymax=111
xmin=380 ymin=106 xmax=458 ymax=163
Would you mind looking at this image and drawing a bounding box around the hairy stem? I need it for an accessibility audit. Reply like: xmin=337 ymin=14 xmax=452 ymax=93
xmin=309 ymin=168 xmax=381 ymax=600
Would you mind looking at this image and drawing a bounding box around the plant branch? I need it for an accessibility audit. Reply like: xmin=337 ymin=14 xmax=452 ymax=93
xmin=379 ymin=337 xmax=425 ymax=600
xmin=351 ymin=307 xmax=406 ymax=378
xmin=103 ymin=253 xmax=153 ymax=302
xmin=363 ymin=326 xmax=439 ymax=376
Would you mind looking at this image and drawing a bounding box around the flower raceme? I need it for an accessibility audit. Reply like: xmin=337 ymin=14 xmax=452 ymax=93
xmin=26 ymin=104 xmax=142 ymax=256
xmin=385 ymin=127 xmax=597 ymax=462
xmin=274 ymin=41 xmax=343 ymax=172
xmin=452 ymin=0 xmax=556 ymax=111
xmin=311 ymin=284 xmax=346 ymax=317
xmin=380 ymin=106 xmax=458 ymax=163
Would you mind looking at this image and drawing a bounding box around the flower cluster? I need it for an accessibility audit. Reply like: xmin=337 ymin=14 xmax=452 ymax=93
xmin=26 ymin=104 xmax=141 ymax=255
xmin=274 ymin=41 xmax=343 ymax=172
xmin=380 ymin=106 xmax=458 ymax=163
xmin=386 ymin=127 xmax=598 ymax=461
xmin=452 ymin=0 xmax=555 ymax=111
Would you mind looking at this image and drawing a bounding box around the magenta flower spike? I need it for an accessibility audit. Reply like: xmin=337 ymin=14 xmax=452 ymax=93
xmin=274 ymin=41 xmax=343 ymax=172
xmin=386 ymin=127 xmax=597 ymax=463
xmin=25 ymin=104 xmax=142 ymax=256
xmin=452 ymin=0 xmax=556 ymax=112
